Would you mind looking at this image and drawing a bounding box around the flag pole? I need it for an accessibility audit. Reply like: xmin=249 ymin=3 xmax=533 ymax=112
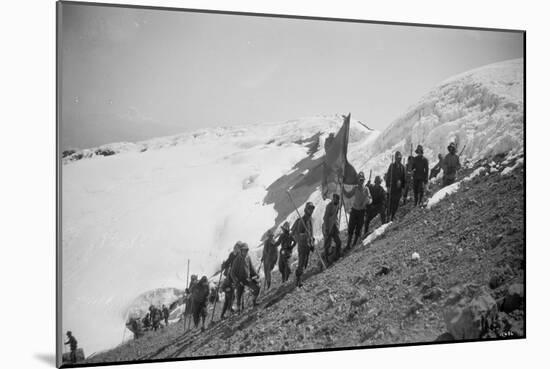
xmin=340 ymin=113 xmax=352 ymax=230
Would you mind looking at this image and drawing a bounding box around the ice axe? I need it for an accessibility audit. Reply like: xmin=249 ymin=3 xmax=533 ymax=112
xmin=458 ymin=144 xmax=466 ymax=157
xmin=285 ymin=190 xmax=327 ymax=269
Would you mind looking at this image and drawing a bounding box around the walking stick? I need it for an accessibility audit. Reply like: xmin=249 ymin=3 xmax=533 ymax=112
xmin=286 ymin=190 xmax=327 ymax=269
xmin=209 ymin=270 xmax=224 ymax=324
xmin=183 ymin=259 xmax=190 ymax=331
xmin=186 ymin=259 xmax=190 ymax=289
xmin=458 ymin=144 xmax=466 ymax=157
xmin=387 ymin=154 xmax=394 ymax=220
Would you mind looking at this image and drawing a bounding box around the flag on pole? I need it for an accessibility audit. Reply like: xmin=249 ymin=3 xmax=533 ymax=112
xmin=322 ymin=113 xmax=358 ymax=210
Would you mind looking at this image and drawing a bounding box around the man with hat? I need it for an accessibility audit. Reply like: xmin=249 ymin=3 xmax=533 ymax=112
xmin=219 ymin=242 xmax=242 ymax=319
xmin=182 ymin=274 xmax=199 ymax=326
xmin=230 ymin=242 xmax=260 ymax=311
xmin=385 ymin=151 xmax=407 ymax=220
xmin=276 ymin=221 xmax=295 ymax=283
xmin=345 ymin=172 xmax=372 ymax=251
xmin=261 ymin=229 xmax=279 ymax=289
xmin=411 ymin=145 xmax=430 ymax=206
xmin=322 ymin=193 xmax=342 ymax=264
xmin=64 ymin=331 xmax=78 ymax=363
xmin=191 ymin=276 xmax=210 ymax=331
xmin=291 ymin=201 xmax=315 ymax=287
xmin=403 ymin=155 xmax=415 ymax=205
xmin=365 ymin=175 xmax=387 ymax=235
xmin=441 ymin=142 xmax=461 ymax=187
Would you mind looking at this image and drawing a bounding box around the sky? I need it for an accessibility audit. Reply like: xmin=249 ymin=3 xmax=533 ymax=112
xmin=59 ymin=3 xmax=523 ymax=150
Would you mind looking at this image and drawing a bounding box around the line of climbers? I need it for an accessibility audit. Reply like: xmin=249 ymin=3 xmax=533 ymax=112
xmin=123 ymin=142 xmax=462 ymax=339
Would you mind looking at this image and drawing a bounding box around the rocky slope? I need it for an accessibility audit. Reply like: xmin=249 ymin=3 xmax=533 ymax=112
xmin=85 ymin=152 xmax=524 ymax=364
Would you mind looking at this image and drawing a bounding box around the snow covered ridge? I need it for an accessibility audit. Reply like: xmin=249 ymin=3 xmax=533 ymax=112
xmin=361 ymin=58 xmax=524 ymax=178
xmin=62 ymin=114 xmax=375 ymax=165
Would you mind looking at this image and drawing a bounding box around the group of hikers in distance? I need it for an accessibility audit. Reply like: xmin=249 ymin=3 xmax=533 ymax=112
xmin=119 ymin=140 xmax=462 ymax=346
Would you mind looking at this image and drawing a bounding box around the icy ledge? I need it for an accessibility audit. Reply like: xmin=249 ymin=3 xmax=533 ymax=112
xmin=362 ymin=222 xmax=393 ymax=246
xmin=426 ymin=167 xmax=485 ymax=209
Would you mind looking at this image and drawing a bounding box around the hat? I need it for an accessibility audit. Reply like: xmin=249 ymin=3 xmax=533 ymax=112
xmin=240 ymin=242 xmax=249 ymax=250
xmin=395 ymin=151 xmax=402 ymax=158
xmin=233 ymin=241 xmax=242 ymax=251
xmin=415 ymin=145 xmax=424 ymax=154
xmin=357 ymin=171 xmax=365 ymax=180
xmin=374 ymin=175 xmax=382 ymax=184
xmin=281 ymin=221 xmax=290 ymax=231
xmin=200 ymin=276 xmax=208 ymax=283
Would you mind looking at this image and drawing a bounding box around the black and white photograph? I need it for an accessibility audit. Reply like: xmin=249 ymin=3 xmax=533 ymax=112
xmin=56 ymin=1 xmax=525 ymax=367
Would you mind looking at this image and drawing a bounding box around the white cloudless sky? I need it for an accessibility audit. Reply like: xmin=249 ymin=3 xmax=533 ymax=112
xmin=59 ymin=3 xmax=523 ymax=150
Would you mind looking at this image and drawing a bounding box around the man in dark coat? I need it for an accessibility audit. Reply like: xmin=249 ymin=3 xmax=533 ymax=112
xmin=126 ymin=317 xmax=144 ymax=340
xmin=65 ymin=331 xmax=78 ymax=363
xmin=385 ymin=151 xmax=406 ymax=220
xmin=161 ymin=304 xmax=170 ymax=327
xmin=150 ymin=305 xmax=162 ymax=331
xmin=291 ymin=202 xmax=315 ymax=287
xmin=262 ymin=229 xmax=279 ymax=289
xmin=403 ymin=155 xmax=414 ymax=204
xmin=142 ymin=312 xmax=151 ymax=330
xmin=441 ymin=142 xmax=461 ymax=187
xmin=322 ymin=193 xmax=341 ymax=264
xmin=220 ymin=242 xmax=241 ymax=319
xmin=345 ymin=172 xmax=372 ymax=250
xmin=191 ymin=276 xmax=210 ymax=330
xmin=411 ymin=145 xmax=429 ymax=206
xmin=365 ymin=176 xmax=387 ymax=235
xmin=276 ymin=221 xmax=295 ymax=283
xmin=230 ymin=243 xmax=260 ymax=311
